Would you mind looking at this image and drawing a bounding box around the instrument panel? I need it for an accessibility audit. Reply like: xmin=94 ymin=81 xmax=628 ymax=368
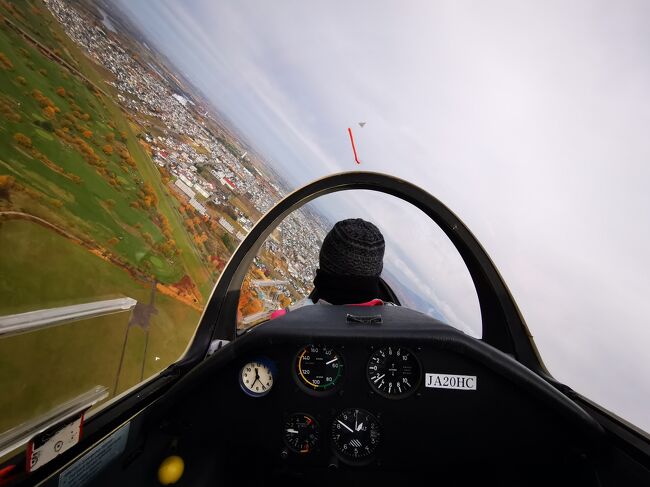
xmin=236 ymin=343 xmax=426 ymax=465
xmin=157 ymin=305 xmax=601 ymax=481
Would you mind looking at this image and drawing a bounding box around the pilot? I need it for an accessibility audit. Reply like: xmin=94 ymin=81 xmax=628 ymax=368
xmin=271 ymin=218 xmax=391 ymax=318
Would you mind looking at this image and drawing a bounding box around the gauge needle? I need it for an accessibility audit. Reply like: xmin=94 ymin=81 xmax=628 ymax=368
xmin=286 ymin=429 xmax=298 ymax=434
xmin=326 ymin=357 xmax=338 ymax=365
xmin=354 ymin=410 xmax=358 ymax=431
xmin=337 ymin=420 xmax=354 ymax=433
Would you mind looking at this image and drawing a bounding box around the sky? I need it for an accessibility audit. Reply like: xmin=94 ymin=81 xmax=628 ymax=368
xmin=110 ymin=0 xmax=650 ymax=432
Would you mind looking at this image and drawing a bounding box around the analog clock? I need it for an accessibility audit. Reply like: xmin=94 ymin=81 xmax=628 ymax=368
xmin=331 ymin=408 xmax=381 ymax=464
xmin=239 ymin=359 xmax=274 ymax=397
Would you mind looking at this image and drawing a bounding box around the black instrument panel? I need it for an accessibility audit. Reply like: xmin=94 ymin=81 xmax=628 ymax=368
xmin=197 ymin=305 xmax=601 ymax=474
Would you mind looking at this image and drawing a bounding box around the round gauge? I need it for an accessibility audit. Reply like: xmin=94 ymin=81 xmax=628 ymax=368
xmin=331 ymin=408 xmax=381 ymax=464
xmin=239 ymin=360 xmax=274 ymax=397
xmin=367 ymin=346 xmax=421 ymax=398
xmin=295 ymin=345 xmax=344 ymax=392
xmin=283 ymin=413 xmax=320 ymax=454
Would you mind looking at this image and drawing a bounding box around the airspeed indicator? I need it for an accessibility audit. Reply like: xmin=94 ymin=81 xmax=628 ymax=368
xmin=295 ymin=345 xmax=344 ymax=392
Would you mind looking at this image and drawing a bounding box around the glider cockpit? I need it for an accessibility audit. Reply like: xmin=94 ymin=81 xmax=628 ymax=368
xmin=5 ymin=172 xmax=650 ymax=487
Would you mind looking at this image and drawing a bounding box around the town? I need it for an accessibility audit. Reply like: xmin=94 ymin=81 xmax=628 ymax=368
xmin=44 ymin=0 xmax=329 ymax=321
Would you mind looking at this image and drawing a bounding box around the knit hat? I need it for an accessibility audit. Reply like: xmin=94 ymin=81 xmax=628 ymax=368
xmin=319 ymin=219 xmax=385 ymax=277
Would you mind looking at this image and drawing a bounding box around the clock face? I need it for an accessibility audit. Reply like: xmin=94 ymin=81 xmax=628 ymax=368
xmin=240 ymin=361 xmax=274 ymax=397
xmin=331 ymin=408 xmax=381 ymax=464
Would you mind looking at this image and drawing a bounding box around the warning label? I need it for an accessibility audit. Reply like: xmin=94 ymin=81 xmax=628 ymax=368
xmin=58 ymin=422 xmax=130 ymax=487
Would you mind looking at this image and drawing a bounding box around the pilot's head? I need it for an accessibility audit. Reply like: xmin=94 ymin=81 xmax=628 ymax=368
xmin=313 ymin=218 xmax=385 ymax=304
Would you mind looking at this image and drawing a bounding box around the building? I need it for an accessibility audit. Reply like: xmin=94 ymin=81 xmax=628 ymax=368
xmin=189 ymin=198 xmax=207 ymax=216
xmin=194 ymin=184 xmax=211 ymax=199
xmin=174 ymin=179 xmax=195 ymax=199
xmin=219 ymin=217 xmax=235 ymax=234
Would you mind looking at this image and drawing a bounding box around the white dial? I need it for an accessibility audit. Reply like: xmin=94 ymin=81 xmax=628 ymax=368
xmin=240 ymin=361 xmax=274 ymax=397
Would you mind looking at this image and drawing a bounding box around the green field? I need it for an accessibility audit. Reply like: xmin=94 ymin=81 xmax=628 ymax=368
xmin=0 ymin=219 xmax=201 ymax=433
xmin=0 ymin=18 xmax=188 ymax=284
xmin=0 ymin=1 xmax=213 ymax=436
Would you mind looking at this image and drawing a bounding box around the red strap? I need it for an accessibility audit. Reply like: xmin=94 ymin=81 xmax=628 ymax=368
xmin=349 ymin=299 xmax=384 ymax=307
xmin=270 ymin=309 xmax=287 ymax=320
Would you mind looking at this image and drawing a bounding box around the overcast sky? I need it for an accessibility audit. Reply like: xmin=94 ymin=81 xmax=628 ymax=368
xmin=110 ymin=0 xmax=650 ymax=431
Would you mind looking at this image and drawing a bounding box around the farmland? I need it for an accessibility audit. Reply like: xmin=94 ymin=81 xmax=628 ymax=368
xmin=0 ymin=0 xmax=213 ymax=430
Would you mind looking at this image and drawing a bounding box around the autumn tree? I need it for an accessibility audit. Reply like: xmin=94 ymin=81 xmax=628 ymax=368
xmin=56 ymin=87 xmax=66 ymax=97
xmin=82 ymin=130 xmax=93 ymax=139
xmin=13 ymin=132 xmax=32 ymax=148
xmin=15 ymin=75 xmax=25 ymax=85
xmin=42 ymin=106 xmax=56 ymax=119
xmin=102 ymin=144 xmax=113 ymax=155
xmin=0 ymin=52 xmax=13 ymax=70
xmin=0 ymin=174 xmax=15 ymax=200
xmin=32 ymin=90 xmax=55 ymax=109
xmin=193 ymin=233 xmax=209 ymax=246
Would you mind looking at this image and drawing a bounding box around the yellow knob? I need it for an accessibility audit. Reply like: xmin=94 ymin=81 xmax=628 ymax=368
xmin=158 ymin=455 xmax=184 ymax=485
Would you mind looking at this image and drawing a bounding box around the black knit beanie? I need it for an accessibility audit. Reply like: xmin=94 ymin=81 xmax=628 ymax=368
xmin=319 ymin=219 xmax=385 ymax=277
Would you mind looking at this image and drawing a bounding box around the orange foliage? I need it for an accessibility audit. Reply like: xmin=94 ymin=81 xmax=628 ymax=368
xmin=0 ymin=52 xmax=13 ymax=70
xmin=174 ymin=275 xmax=198 ymax=297
xmin=82 ymin=130 xmax=93 ymax=139
xmin=239 ymin=281 xmax=264 ymax=316
xmin=0 ymin=174 xmax=15 ymax=200
xmin=0 ymin=175 xmax=15 ymax=190
xmin=32 ymin=89 xmax=55 ymax=109
xmin=193 ymin=233 xmax=208 ymax=245
xmin=56 ymin=87 xmax=66 ymax=97
xmin=13 ymin=132 xmax=32 ymax=148
xmin=102 ymin=144 xmax=113 ymax=155
xmin=42 ymin=106 xmax=56 ymax=119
